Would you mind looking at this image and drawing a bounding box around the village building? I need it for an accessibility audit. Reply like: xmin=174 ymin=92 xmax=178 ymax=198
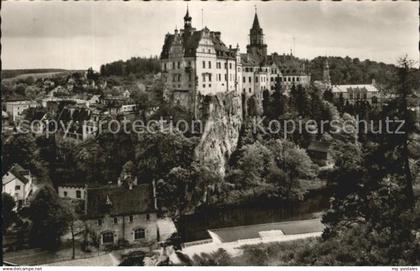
xmin=331 ymin=79 xmax=380 ymax=105
xmin=83 ymin=182 xmax=160 ymax=248
xmin=56 ymin=104 xmax=99 ymax=143
xmin=5 ymin=99 xmax=38 ymax=122
xmin=58 ymin=183 xmax=87 ymax=200
xmin=307 ymin=140 xmax=330 ymax=166
xmin=2 ymin=164 xmax=34 ymax=209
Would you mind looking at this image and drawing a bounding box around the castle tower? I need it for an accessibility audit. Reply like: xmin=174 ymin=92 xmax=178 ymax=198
xmin=184 ymin=6 xmax=192 ymax=32
xmin=246 ymin=9 xmax=268 ymax=59
xmin=323 ymin=58 xmax=331 ymax=87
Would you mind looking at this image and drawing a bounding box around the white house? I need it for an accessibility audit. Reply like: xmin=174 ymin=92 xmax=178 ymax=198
xmin=2 ymin=164 xmax=34 ymax=209
xmin=5 ymin=100 xmax=38 ymax=122
xmin=58 ymin=184 xmax=87 ymax=200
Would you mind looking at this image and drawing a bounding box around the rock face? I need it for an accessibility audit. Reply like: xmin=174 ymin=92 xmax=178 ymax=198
xmin=194 ymin=93 xmax=243 ymax=177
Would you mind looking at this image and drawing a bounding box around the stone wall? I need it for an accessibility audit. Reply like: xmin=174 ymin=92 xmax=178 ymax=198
xmin=86 ymin=213 xmax=158 ymax=248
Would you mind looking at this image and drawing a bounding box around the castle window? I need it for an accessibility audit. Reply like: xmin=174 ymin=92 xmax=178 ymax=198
xmin=177 ymin=62 xmax=180 ymax=69
xmin=203 ymin=84 xmax=206 ymax=88
xmin=134 ymin=228 xmax=145 ymax=240
xmin=225 ymin=74 xmax=227 ymax=81
xmin=229 ymin=63 xmax=232 ymax=69
xmin=256 ymin=77 xmax=259 ymax=83
xmin=208 ymin=61 xmax=211 ymax=69
xmin=202 ymin=61 xmax=206 ymax=69
xmin=249 ymin=88 xmax=252 ymax=93
xmin=76 ymin=190 xmax=81 ymax=199
xmin=202 ymin=74 xmax=206 ymax=82
xmin=208 ymin=49 xmax=211 ymax=54
xmin=163 ymin=63 xmax=167 ymax=71
xmin=224 ymin=63 xmax=227 ymax=69
xmin=297 ymin=77 xmax=300 ymax=82
xmin=243 ymin=77 xmax=245 ymax=83
xmin=102 ymin=232 xmax=114 ymax=244
xmin=64 ymin=191 xmax=68 ymax=197
xmin=15 ymin=185 xmax=21 ymax=191
xmin=218 ymin=74 xmax=221 ymax=81
xmin=97 ymin=219 xmax=103 ymax=226
xmin=114 ymin=217 xmax=118 ymax=224
xmin=129 ymin=215 xmax=134 ymax=223
xmin=209 ymin=84 xmax=212 ymax=88
xmin=209 ymin=74 xmax=212 ymax=82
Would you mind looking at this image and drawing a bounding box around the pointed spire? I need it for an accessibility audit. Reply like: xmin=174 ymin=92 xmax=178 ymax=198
xmin=184 ymin=4 xmax=191 ymax=21
xmin=252 ymin=8 xmax=261 ymax=29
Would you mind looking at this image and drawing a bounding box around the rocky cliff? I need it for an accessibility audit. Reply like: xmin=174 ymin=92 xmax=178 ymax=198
xmin=194 ymin=93 xmax=243 ymax=177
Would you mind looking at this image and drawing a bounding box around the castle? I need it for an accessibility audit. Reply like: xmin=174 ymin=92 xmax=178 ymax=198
xmin=160 ymin=8 xmax=311 ymax=114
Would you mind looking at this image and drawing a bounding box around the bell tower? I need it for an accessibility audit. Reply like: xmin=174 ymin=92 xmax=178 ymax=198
xmin=184 ymin=6 xmax=192 ymax=32
xmin=246 ymin=7 xmax=267 ymax=59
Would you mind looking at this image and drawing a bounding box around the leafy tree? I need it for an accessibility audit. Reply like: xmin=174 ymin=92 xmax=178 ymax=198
xmin=266 ymin=139 xmax=318 ymax=200
xmin=2 ymin=133 xmax=49 ymax=180
xmin=135 ymin=128 xmax=197 ymax=183
xmin=157 ymin=163 xmax=220 ymax=217
xmin=28 ymin=185 xmax=72 ymax=250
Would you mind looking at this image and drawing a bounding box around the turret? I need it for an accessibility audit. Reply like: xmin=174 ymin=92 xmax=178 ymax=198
xmin=184 ymin=6 xmax=192 ymax=31
xmin=246 ymin=8 xmax=267 ymax=59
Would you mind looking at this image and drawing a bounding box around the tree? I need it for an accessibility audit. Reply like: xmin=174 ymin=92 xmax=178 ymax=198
xmin=135 ymin=128 xmax=197 ymax=183
xmin=2 ymin=193 xmax=16 ymax=231
xmin=2 ymin=133 xmax=49 ymax=180
xmin=28 ymin=185 xmax=72 ymax=250
xmin=266 ymin=139 xmax=317 ymax=200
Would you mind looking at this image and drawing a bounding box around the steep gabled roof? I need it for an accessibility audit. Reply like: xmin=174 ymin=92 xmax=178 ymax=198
xmin=161 ymin=28 xmax=235 ymax=60
xmin=85 ymin=184 xmax=155 ymax=219
xmin=3 ymin=164 xmax=30 ymax=185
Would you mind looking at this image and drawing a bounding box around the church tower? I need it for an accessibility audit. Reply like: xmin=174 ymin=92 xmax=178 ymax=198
xmin=246 ymin=9 xmax=268 ymax=59
xmin=184 ymin=6 xmax=192 ymax=32
xmin=323 ymin=58 xmax=331 ymax=87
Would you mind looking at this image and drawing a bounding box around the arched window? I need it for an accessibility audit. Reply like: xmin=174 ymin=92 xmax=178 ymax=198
xmin=102 ymin=231 xmax=114 ymax=244
xmin=134 ymin=228 xmax=145 ymax=240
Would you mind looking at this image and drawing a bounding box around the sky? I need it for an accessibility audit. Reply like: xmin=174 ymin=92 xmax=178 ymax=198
xmin=2 ymin=1 xmax=419 ymax=70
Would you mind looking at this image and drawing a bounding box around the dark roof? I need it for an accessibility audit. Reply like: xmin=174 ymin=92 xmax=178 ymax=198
xmin=57 ymin=105 xmax=93 ymax=133
xmin=308 ymin=141 xmax=330 ymax=153
xmin=85 ymin=184 xmax=155 ymax=219
xmin=160 ymin=28 xmax=236 ymax=60
xmin=9 ymin=164 xmax=30 ymax=184
xmin=24 ymin=107 xmax=47 ymax=122
xmin=252 ymin=13 xmax=261 ymax=30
